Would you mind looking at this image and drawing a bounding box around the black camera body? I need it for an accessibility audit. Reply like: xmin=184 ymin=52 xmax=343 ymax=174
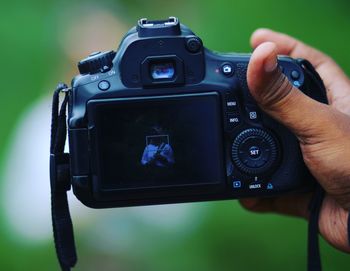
xmin=68 ymin=17 xmax=325 ymax=208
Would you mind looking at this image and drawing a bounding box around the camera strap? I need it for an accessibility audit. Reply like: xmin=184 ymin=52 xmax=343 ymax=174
xmin=298 ymin=59 xmax=326 ymax=271
xmin=50 ymin=83 xmax=77 ymax=271
xmin=307 ymin=186 xmax=324 ymax=271
xmin=299 ymin=59 xmax=349 ymax=271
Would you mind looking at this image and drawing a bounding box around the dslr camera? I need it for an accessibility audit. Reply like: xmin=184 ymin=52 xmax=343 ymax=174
xmin=67 ymin=17 xmax=326 ymax=208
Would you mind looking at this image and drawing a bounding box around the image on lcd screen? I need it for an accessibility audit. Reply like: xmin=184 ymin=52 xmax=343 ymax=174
xmin=141 ymin=133 xmax=175 ymax=168
xmin=94 ymin=93 xmax=224 ymax=189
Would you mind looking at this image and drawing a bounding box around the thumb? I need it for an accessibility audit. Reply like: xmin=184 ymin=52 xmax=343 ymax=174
xmin=247 ymin=42 xmax=333 ymax=141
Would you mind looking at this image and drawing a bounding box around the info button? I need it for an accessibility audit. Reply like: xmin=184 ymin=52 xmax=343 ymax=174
xmin=227 ymin=114 xmax=241 ymax=130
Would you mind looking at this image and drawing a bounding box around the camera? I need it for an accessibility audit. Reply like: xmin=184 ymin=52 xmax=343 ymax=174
xmin=68 ymin=17 xmax=327 ymax=208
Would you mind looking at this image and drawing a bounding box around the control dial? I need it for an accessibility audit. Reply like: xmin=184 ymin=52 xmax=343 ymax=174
xmin=231 ymin=128 xmax=279 ymax=176
xmin=78 ymin=51 xmax=116 ymax=75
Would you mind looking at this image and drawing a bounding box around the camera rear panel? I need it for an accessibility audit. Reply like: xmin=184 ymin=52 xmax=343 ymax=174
xmin=68 ymin=18 xmax=320 ymax=208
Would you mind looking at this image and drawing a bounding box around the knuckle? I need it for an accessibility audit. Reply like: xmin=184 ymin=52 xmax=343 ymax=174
xmin=258 ymin=70 xmax=294 ymax=109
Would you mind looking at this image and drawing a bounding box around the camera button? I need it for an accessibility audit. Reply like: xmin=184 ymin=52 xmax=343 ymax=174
xmin=221 ymin=63 xmax=234 ymax=76
xmin=227 ymin=113 xmax=241 ymax=130
xmin=246 ymin=105 xmax=260 ymax=122
xmin=266 ymin=182 xmax=274 ymax=190
xmin=231 ymin=128 xmax=278 ymax=176
xmin=186 ymin=37 xmax=202 ymax=53
xmin=98 ymin=80 xmax=110 ymax=91
xmin=248 ymin=146 xmax=261 ymax=159
xmin=291 ymin=70 xmax=300 ymax=80
xmin=225 ymin=94 xmax=239 ymax=112
xmin=232 ymin=180 xmax=242 ymax=189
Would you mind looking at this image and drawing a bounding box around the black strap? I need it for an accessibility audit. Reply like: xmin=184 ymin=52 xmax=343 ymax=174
xmin=50 ymin=83 xmax=77 ymax=271
xmin=300 ymin=59 xmax=350 ymax=269
xmin=297 ymin=59 xmax=328 ymax=105
xmin=298 ymin=59 xmax=327 ymax=271
xmin=348 ymin=212 xmax=350 ymax=247
xmin=307 ymin=186 xmax=324 ymax=271
xmin=304 ymin=60 xmax=350 ymax=249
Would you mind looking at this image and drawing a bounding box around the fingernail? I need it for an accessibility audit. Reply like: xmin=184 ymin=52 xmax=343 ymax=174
xmin=264 ymin=52 xmax=278 ymax=72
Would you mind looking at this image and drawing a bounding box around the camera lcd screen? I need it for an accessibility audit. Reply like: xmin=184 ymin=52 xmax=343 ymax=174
xmin=92 ymin=92 xmax=224 ymax=190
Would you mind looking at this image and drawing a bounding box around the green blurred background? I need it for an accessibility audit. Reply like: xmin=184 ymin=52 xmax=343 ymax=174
xmin=0 ymin=0 xmax=350 ymax=270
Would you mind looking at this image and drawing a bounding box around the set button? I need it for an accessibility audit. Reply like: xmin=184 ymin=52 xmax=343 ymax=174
xmin=238 ymin=137 xmax=270 ymax=169
xmin=248 ymin=146 xmax=261 ymax=159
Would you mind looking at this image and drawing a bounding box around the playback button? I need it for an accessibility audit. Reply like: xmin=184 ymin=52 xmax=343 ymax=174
xmin=233 ymin=180 xmax=242 ymax=189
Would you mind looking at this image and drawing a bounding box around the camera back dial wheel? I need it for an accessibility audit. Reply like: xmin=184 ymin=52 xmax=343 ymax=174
xmin=231 ymin=128 xmax=279 ymax=176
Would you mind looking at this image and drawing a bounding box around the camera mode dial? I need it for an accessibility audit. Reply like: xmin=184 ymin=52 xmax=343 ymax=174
xmin=78 ymin=51 xmax=116 ymax=75
xmin=231 ymin=128 xmax=278 ymax=176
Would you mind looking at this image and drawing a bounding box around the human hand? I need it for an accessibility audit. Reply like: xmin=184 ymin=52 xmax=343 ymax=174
xmin=240 ymin=29 xmax=350 ymax=252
